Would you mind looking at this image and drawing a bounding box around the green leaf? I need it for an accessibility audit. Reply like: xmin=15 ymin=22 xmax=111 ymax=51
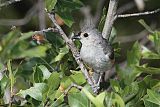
xmin=136 ymin=66 xmax=160 ymax=74
xmin=110 ymin=79 xmax=121 ymax=93
xmin=7 ymin=60 xmax=15 ymax=91
xmin=94 ymin=92 xmax=106 ymax=107
xmin=0 ymin=75 xmax=9 ymax=94
xmin=142 ymin=51 xmax=160 ymax=59
xmin=138 ymin=19 xmax=154 ymax=33
xmin=145 ymin=89 xmax=160 ymax=106
xmin=82 ymin=88 xmax=105 ymax=107
xmin=144 ymin=100 xmax=160 ymax=107
xmin=109 ymin=27 xmax=117 ymax=43
xmin=105 ymin=92 xmax=125 ymax=107
xmin=122 ymin=82 xmax=139 ymax=103
xmin=70 ymin=72 xmax=86 ymax=85
xmin=51 ymin=46 xmax=69 ymax=63
xmin=56 ymin=0 xmax=83 ymax=27
xmin=105 ymin=92 xmax=113 ymax=107
xmin=98 ymin=7 xmax=107 ymax=32
xmin=16 ymin=46 xmax=48 ymax=58
xmin=82 ymin=88 xmax=96 ymax=106
xmin=0 ymin=30 xmax=20 ymax=62
xmin=17 ymin=83 xmax=48 ymax=101
xmin=45 ymin=0 xmax=57 ymax=12
xmin=47 ymin=72 xmax=60 ymax=91
xmin=38 ymin=65 xmax=51 ymax=80
xmin=68 ymin=92 xmax=90 ymax=107
xmin=18 ymin=32 xmax=34 ymax=41
xmin=33 ymin=66 xmax=43 ymax=83
xmin=127 ymin=42 xmax=141 ymax=66
xmin=152 ymin=32 xmax=160 ymax=54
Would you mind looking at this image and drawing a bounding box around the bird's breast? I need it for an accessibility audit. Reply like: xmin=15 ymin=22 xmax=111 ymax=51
xmin=80 ymin=45 xmax=112 ymax=72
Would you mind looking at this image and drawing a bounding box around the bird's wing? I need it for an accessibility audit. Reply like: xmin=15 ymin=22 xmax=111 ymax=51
xmin=101 ymin=38 xmax=114 ymax=60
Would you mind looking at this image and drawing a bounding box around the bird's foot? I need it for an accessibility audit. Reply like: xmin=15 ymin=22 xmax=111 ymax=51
xmin=75 ymin=53 xmax=81 ymax=60
xmin=88 ymin=67 xmax=93 ymax=76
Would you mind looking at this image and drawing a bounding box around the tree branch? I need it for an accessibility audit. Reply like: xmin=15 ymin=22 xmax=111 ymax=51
xmin=38 ymin=0 xmax=46 ymax=30
xmin=64 ymin=83 xmax=82 ymax=95
xmin=116 ymin=8 xmax=160 ymax=19
xmin=0 ymin=4 xmax=38 ymax=26
xmin=47 ymin=13 xmax=98 ymax=93
xmin=102 ymin=0 xmax=119 ymax=40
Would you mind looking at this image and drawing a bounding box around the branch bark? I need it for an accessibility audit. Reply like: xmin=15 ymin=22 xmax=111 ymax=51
xmin=38 ymin=0 xmax=46 ymax=30
xmin=102 ymin=0 xmax=119 ymax=40
xmin=47 ymin=13 xmax=98 ymax=93
xmin=116 ymin=8 xmax=160 ymax=19
xmin=0 ymin=4 xmax=38 ymax=26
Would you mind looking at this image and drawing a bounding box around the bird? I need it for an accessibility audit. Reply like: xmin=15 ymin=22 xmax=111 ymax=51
xmin=72 ymin=19 xmax=114 ymax=88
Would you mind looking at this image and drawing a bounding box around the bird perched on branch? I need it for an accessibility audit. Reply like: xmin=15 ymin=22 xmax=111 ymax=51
xmin=72 ymin=19 xmax=114 ymax=88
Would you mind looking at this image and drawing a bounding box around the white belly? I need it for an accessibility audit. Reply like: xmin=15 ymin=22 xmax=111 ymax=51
xmin=80 ymin=45 xmax=111 ymax=72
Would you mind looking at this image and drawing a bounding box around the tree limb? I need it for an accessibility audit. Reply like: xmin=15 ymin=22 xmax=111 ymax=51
xmin=0 ymin=4 xmax=38 ymax=26
xmin=38 ymin=0 xmax=46 ymax=30
xmin=102 ymin=0 xmax=119 ymax=40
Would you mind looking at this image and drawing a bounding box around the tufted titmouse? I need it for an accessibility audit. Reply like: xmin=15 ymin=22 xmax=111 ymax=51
xmin=72 ymin=19 xmax=114 ymax=88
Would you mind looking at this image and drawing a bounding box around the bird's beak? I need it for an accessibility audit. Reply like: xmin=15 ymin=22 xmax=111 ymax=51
xmin=71 ymin=34 xmax=81 ymax=40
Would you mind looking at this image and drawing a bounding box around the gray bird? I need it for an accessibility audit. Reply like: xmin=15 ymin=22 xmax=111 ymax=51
xmin=72 ymin=20 xmax=114 ymax=88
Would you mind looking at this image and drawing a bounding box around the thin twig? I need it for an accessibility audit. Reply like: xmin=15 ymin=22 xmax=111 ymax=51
xmin=116 ymin=8 xmax=160 ymax=19
xmin=64 ymin=83 xmax=82 ymax=95
xmin=34 ymin=27 xmax=59 ymax=34
xmin=0 ymin=0 xmax=22 ymax=8
xmin=47 ymin=13 xmax=98 ymax=93
xmin=102 ymin=0 xmax=119 ymax=40
xmin=0 ymin=4 xmax=38 ymax=26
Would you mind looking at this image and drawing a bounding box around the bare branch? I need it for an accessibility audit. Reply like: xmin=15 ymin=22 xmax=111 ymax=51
xmin=47 ymin=13 xmax=98 ymax=93
xmin=34 ymin=27 xmax=59 ymax=34
xmin=0 ymin=4 xmax=38 ymax=26
xmin=38 ymin=0 xmax=46 ymax=30
xmin=102 ymin=0 xmax=119 ymax=40
xmin=116 ymin=8 xmax=160 ymax=19
xmin=0 ymin=0 xmax=22 ymax=8
xmin=64 ymin=83 xmax=82 ymax=95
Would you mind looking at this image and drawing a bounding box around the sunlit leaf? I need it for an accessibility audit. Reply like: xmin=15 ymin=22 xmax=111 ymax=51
xmin=45 ymin=0 xmax=57 ymax=12
xmin=70 ymin=72 xmax=86 ymax=85
xmin=17 ymin=83 xmax=48 ymax=101
xmin=127 ymin=42 xmax=141 ymax=66
xmin=51 ymin=46 xmax=69 ymax=63
xmin=144 ymin=89 xmax=160 ymax=106
xmin=56 ymin=0 xmax=83 ymax=27
xmin=139 ymin=19 xmax=154 ymax=33
xmin=68 ymin=92 xmax=90 ymax=107
xmin=136 ymin=66 xmax=160 ymax=74
xmin=15 ymin=46 xmax=48 ymax=58
xmin=38 ymin=65 xmax=51 ymax=80
xmin=105 ymin=92 xmax=125 ymax=107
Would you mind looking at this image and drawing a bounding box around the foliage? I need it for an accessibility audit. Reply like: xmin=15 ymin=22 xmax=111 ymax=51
xmin=0 ymin=0 xmax=160 ymax=107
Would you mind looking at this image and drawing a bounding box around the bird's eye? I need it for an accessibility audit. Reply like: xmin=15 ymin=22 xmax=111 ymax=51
xmin=84 ymin=33 xmax=89 ymax=37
